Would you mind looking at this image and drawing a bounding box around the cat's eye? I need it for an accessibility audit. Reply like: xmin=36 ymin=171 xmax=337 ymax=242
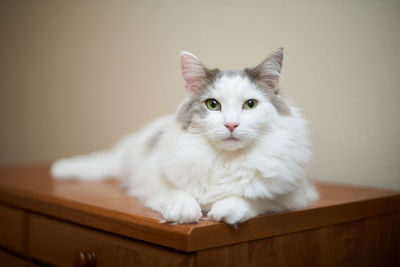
xmin=243 ymin=99 xmax=258 ymax=110
xmin=205 ymin=99 xmax=221 ymax=111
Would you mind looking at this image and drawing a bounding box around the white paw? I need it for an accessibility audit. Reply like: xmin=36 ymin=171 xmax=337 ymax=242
xmin=207 ymin=197 xmax=255 ymax=225
xmin=161 ymin=194 xmax=202 ymax=224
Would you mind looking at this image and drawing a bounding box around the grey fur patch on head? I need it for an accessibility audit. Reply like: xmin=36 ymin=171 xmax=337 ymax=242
xmin=221 ymin=70 xmax=247 ymax=77
xmin=177 ymin=68 xmax=221 ymax=129
xmin=244 ymin=68 xmax=291 ymax=116
xmin=189 ymin=68 xmax=222 ymax=97
xmin=207 ymin=68 xmax=222 ymax=83
xmin=176 ymin=98 xmax=208 ymax=129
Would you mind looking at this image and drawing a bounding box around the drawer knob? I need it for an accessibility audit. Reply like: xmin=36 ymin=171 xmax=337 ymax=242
xmin=74 ymin=250 xmax=97 ymax=267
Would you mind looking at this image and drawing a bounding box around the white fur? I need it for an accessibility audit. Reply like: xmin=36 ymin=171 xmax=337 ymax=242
xmin=52 ymin=62 xmax=318 ymax=225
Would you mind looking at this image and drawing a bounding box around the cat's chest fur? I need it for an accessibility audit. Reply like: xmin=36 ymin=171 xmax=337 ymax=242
xmin=157 ymin=113 xmax=308 ymax=208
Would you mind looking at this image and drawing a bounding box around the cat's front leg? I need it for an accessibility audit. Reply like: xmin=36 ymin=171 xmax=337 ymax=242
xmin=161 ymin=192 xmax=202 ymax=224
xmin=207 ymin=196 xmax=263 ymax=225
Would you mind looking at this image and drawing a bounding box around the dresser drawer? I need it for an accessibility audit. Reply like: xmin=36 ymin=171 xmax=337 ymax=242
xmin=0 ymin=249 xmax=30 ymax=267
xmin=28 ymin=214 xmax=194 ymax=267
xmin=0 ymin=204 xmax=27 ymax=254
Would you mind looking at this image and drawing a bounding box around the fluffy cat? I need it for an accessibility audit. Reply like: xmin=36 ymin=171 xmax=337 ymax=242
xmin=51 ymin=48 xmax=318 ymax=225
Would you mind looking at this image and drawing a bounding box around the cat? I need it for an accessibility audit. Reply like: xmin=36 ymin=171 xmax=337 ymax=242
xmin=51 ymin=48 xmax=318 ymax=225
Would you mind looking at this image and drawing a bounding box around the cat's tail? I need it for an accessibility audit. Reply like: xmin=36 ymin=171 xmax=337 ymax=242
xmin=51 ymin=149 xmax=123 ymax=181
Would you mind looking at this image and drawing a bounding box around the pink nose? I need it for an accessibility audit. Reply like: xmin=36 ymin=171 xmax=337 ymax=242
xmin=224 ymin=122 xmax=239 ymax=133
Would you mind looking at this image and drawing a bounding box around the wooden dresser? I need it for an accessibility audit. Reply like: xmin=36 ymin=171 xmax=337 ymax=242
xmin=0 ymin=165 xmax=399 ymax=266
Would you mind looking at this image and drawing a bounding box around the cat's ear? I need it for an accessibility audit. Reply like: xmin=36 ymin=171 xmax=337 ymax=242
xmin=254 ymin=48 xmax=283 ymax=91
xmin=180 ymin=51 xmax=208 ymax=93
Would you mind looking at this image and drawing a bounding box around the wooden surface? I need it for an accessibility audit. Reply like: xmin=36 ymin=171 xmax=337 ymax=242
xmin=196 ymin=213 xmax=400 ymax=266
xmin=0 ymin=249 xmax=30 ymax=267
xmin=0 ymin=204 xmax=27 ymax=254
xmin=0 ymin=164 xmax=399 ymax=252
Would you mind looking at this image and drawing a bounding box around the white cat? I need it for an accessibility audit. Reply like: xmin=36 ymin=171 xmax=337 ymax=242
xmin=51 ymin=48 xmax=318 ymax=225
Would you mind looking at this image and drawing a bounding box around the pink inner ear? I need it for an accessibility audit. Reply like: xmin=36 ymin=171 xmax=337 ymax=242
xmin=257 ymin=49 xmax=283 ymax=91
xmin=180 ymin=53 xmax=207 ymax=92
xmin=265 ymin=75 xmax=279 ymax=89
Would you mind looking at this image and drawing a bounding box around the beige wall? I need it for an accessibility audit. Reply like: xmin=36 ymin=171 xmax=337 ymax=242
xmin=1 ymin=1 xmax=399 ymax=190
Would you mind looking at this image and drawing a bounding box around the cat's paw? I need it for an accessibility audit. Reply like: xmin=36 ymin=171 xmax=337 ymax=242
xmin=207 ymin=197 xmax=256 ymax=225
xmin=161 ymin=193 xmax=202 ymax=224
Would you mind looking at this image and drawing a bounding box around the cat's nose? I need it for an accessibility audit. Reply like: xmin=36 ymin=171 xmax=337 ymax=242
xmin=224 ymin=122 xmax=239 ymax=133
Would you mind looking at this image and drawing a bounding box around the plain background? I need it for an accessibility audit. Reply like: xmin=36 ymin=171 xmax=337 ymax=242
xmin=1 ymin=0 xmax=399 ymax=190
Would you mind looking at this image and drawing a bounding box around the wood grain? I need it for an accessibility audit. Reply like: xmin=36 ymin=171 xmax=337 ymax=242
xmin=196 ymin=213 xmax=400 ymax=267
xmin=0 ymin=204 xmax=27 ymax=254
xmin=28 ymin=213 xmax=195 ymax=267
xmin=0 ymin=164 xmax=399 ymax=252
xmin=196 ymin=242 xmax=248 ymax=267
xmin=0 ymin=249 xmax=29 ymax=267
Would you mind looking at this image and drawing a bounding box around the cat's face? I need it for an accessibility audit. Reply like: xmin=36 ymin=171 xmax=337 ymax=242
xmin=177 ymin=49 xmax=290 ymax=152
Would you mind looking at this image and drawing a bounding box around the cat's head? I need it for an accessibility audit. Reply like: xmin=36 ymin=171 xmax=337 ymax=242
xmin=177 ymin=49 xmax=290 ymax=152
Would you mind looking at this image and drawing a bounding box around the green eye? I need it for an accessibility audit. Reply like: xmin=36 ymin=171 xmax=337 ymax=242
xmin=205 ymin=99 xmax=221 ymax=111
xmin=243 ymin=99 xmax=258 ymax=110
